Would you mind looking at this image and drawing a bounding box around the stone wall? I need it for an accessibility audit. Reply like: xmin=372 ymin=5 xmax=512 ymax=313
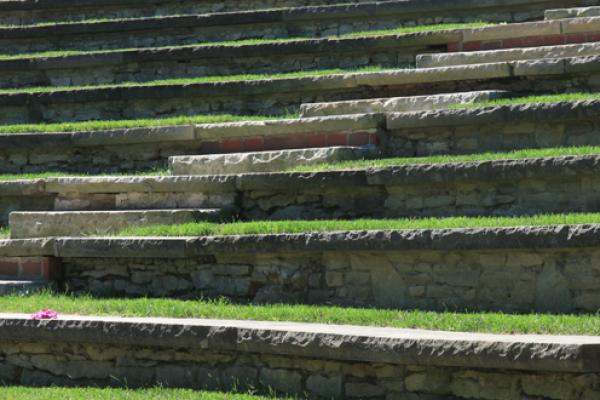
xmin=1 ymin=340 xmax=599 ymax=399
xmin=61 ymin=246 xmax=600 ymax=313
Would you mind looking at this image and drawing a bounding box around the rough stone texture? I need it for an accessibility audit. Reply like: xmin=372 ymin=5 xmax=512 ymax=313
xmin=0 ymin=114 xmax=381 ymax=174
xmin=0 ymin=280 xmax=51 ymax=295
xmin=9 ymin=209 xmax=229 ymax=239
xmin=417 ymin=41 xmax=600 ymax=68
xmin=0 ymin=315 xmax=598 ymax=397
xmin=299 ymin=90 xmax=508 ymax=117
xmin=169 ymin=146 xmax=379 ymax=175
xmin=386 ymin=100 xmax=600 ymax=157
xmin=545 ymin=6 xmax=600 ymax=20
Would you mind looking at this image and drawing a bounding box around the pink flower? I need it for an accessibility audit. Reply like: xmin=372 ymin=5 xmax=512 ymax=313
xmin=31 ymin=309 xmax=58 ymax=320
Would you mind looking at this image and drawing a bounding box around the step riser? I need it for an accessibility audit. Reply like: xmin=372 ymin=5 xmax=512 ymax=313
xmin=0 ymin=124 xmax=380 ymax=174
xmin=0 ymin=57 xmax=597 ymax=125
xmin=0 ymin=41 xmax=422 ymax=90
xmin=418 ymin=42 xmax=600 ymax=68
xmin=0 ymin=257 xmax=60 ymax=280
xmin=546 ymin=6 xmax=600 ymax=20
xmin=299 ymin=90 xmax=508 ymax=117
xmin=169 ymin=146 xmax=380 ymax=176
xmin=0 ymin=0 xmax=366 ymax=26
xmin=2 ymin=156 xmax=600 ymax=225
xmin=9 ymin=209 xmax=229 ymax=239
xmin=0 ymin=280 xmax=52 ymax=295
xmin=0 ymin=314 xmax=596 ymax=396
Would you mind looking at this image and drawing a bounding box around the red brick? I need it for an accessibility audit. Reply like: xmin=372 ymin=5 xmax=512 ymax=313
xmin=348 ymin=132 xmax=371 ymax=146
xmin=480 ymin=40 xmax=502 ymax=50
xmin=565 ymin=33 xmax=587 ymax=44
xmin=585 ymin=32 xmax=600 ymax=42
xmin=304 ymin=134 xmax=328 ymax=148
xmin=243 ymin=137 xmax=264 ymax=152
xmin=462 ymin=41 xmax=482 ymax=51
xmin=327 ymin=133 xmax=349 ymax=146
xmin=282 ymin=134 xmax=309 ymax=150
xmin=501 ymin=37 xmax=524 ymax=49
xmin=369 ymin=133 xmax=380 ymax=146
xmin=20 ymin=259 xmax=42 ymax=279
xmin=263 ymin=136 xmax=288 ymax=150
xmin=201 ymin=141 xmax=222 ymax=154
xmin=539 ymin=35 xmax=566 ymax=46
xmin=222 ymin=138 xmax=244 ymax=153
xmin=447 ymin=42 xmax=461 ymax=52
xmin=0 ymin=259 xmax=19 ymax=277
xmin=42 ymin=258 xmax=62 ymax=281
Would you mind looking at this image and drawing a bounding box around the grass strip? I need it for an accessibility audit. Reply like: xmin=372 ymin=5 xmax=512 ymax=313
xmin=120 ymin=213 xmax=600 ymax=237
xmin=0 ymin=114 xmax=290 ymax=135
xmin=451 ymin=92 xmax=600 ymax=109
xmin=0 ymin=169 xmax=168 ymax=182
xmin=0 ymin=22 xmax=492 ymax=60
xmin=0 ymin=227 xmax=8 ymax=239
xmin=289 ymin=145 xmax=600 ymax=172
xmin=1 ymin=387 xmax=288 ymax=400
xmin=0 ymin=66 xmax=390 ymax=94
xmin=3 ymin=292 xmax=600 ymax=336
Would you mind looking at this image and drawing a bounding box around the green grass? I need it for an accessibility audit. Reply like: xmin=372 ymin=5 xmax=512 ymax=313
xmin=120 ymin=213 xmax=600 ymax=237
xmin=0 ymin=65 xmax=391 ymax=95
xmin=0 ymin=113 xmax=291 ymax=135
xmin=0 ymin=22 xmax=493 ymax=60
xmin=289 ymin=145 xmax=600 ymax=172
xmin=0 ymin=227 xmax=8 ymax=239
xmin=0 ymin=387 xmax=289 ymax=400
xmin=2 ymin=292 xmax=600 ymax=336
xmin=0 ymin=169 xmax=168 ymax=182
xmin=452 ymin=92 xmax=600 ymax=109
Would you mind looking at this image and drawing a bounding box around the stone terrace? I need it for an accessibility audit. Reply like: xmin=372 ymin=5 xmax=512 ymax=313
xmin=3 ymin=0 xmax=600 ymax=398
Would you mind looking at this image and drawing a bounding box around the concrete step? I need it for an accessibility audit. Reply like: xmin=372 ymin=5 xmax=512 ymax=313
xmin=1 ymin=313 xmax=598 ymax=396
xmin=417 ymin=41 xmax=600 ymax=68
xmin=9 ymin=209 xmax=230 ymax=239
xmin=0 ymin=280 xmax=51 ymax=295
xmin=169 ymin=145 xmax=380 ymax=176
xmin=299 ymin=90 xmax=508 ymax=117
xmin=546 ymin=6 xmax=600 ymax=20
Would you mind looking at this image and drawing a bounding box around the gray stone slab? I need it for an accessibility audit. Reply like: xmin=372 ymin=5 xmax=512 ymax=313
xmin=299 ymin=91 xmax=509 ymax=117
xmin=0 ymin=313 xmax=598 ymax=373
xmin=0 ymin=239 xmax=54 ymax=257
xmin=545 ymin=6 xmax=600 ymax=19
xmin=169 ymin=146 xmax=379 ymax=175
xmin=0 ymin=280 xmax=50 ymax=295
xmin=417 ymin=42 xmax=600 ymax=68
xmin=9 ymin=209 xmax=229 ymax=239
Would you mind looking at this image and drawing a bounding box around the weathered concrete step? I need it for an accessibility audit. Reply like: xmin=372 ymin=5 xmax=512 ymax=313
xmin=1 ymin=314 xmax=599 ymax=396
xmin=546 ymin=6 xmax=600 ymax=20
xmin=0 ymin=0 xmax=368 ymax=26
xmin=299 ymin=90 xmax=508 ymax=117
xmin=3 ymin=54 xmax=600 ymax=125
xmin=417 ymin=41 xmax=600 ymax=68
xmin=0 ymin=0 xmax=582 ymax=54
xmin=3 ymin=225 xmax=600 ymax=313
xmin=9 ymin=209 xmax=229 ymax=238
xmin=3 ymin=153 xmax=600 ymax=223
xmin=169 ymin=146 xmax=380 ymax=176
xmin=0 ymin=114 xmax=382 ymax=174
xmin=0 ymin=280 xmax=50 ymax=295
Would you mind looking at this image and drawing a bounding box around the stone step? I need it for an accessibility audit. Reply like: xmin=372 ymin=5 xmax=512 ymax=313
xmin=2 ymin=224 xmax=600 ymax=313
xmin=0 ymin=280 xmax=51 ymax=295
xmin=417 ymin=41 xmax=600 ymax=68
xmin=0 ymin=0 xmax=371 ymax=26
xmin=0 ymin=114 xmax=382 ymax=174
xmin=9 ymin=209 xmax=230 ymax=239
xmin=0 ymin=314 xmax=598 ymax=396
xmin=0 ymin=1 xmax=580 ymax=55
xmin=299 ymin=90 xmax=508 ymax=117
xmin=169 ymin=145 xmax=380 ymax=176
xmin=546 ymin=6 xmax=600 ymax=20
xmin=3 ymin=53 xmax=600 ymax=125
xmin=3 ymin=153 xmax=600 ymax=223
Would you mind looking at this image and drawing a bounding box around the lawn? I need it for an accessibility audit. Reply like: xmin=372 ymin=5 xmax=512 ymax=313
xmin=289 ymin=145 xmax=600 ymax=172
xmin=1 ymin=387 xmax=289 ymax=400
xmin=452 ymin=92 xmax=600 ymax=109
xmin=119 ymin=213 xmax=600 ymax=237
xmin=0 ymin=22 xmax=493 ymax=60
xmin=0 ymin=170 xmax=168 ymax=182
xmin=2 ymin=292 xmax=600 ymax=336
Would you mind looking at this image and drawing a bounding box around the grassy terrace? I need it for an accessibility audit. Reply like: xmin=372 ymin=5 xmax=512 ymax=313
xmin=0 ymin=170 xmax=168 ymax=182
xmin=450 ymin=92 xmax=600 ymax=109
xmin=2 ymin=292 xmax=600 ymax=336
xmin=290 ymin=145 xmax=600 ymax=172
xmin=1 ymin=387 xmax=289 ymax=399
xmin=119 ymin=213 xmax=600 ymax=237
xmin=0 ymin=65 xmax=390 ymax=94
xmin=0 ymin=22 xmax=492 ymax=60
